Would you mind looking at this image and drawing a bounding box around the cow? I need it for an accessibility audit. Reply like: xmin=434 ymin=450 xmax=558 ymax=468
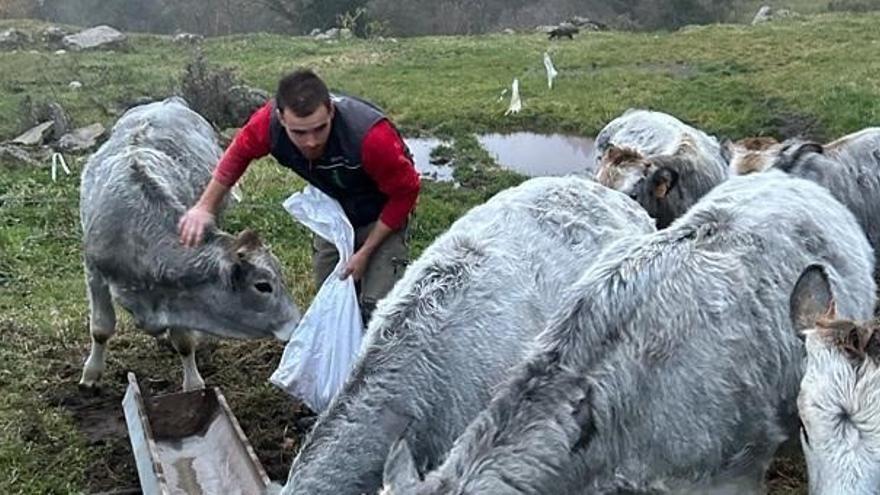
xmin=722 ymin=135 xmax=781 ymax=176
xmin=273 ymin=176 xmax=656 ymax=495
xmin=594 ymin=108 xmax=728 ymax=229
xmin=770 ymin=127 xmax=880 ymax=280
xmin=548 ymin=23 xmax=579 ymax=40
xmin=78 ymin=96 xmax=300 ymax=392
xmin=798 ymin=309 xmax=880 ymax=495
xmin=381 ymin=170 xmax=876 ymax=495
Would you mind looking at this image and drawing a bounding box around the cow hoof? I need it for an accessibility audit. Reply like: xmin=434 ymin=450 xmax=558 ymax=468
xmin=182 ymin=377 xmax=206 ymax=392
xmin=77 ymin=381 xmax=102 ymax=396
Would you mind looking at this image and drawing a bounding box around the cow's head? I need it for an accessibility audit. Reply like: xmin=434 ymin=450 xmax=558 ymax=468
xmin=790 ymin=265 xmax=880 ymax=495
xmin=595 ymin=145 xmax=680 ymax=228
xmin=196 ymin=228 xmax=300 ymax=341
xmin=721 ymin=136 xmax=781 ymax=176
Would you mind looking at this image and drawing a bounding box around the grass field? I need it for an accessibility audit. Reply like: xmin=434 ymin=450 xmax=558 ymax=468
xmin=2 ymin=11 xmax=879 ymax=493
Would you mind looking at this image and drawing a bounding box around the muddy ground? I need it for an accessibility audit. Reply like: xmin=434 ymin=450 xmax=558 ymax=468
xmin=30 ymin=332 xmax=808 ymax=494
xmin=37 ymin=335 xmax=313 ymax=494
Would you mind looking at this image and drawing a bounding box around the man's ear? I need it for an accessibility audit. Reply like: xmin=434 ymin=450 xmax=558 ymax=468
xmin=649 ymin=166 xmax=679 ymax=200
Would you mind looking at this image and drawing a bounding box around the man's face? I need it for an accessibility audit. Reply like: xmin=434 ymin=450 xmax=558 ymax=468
xmin=278 ymin=103 xmax=333 ymax=160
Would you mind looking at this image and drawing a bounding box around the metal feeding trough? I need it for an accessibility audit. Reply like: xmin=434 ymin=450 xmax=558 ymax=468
xmin=122 ymin=372 xmax=271 ymax=494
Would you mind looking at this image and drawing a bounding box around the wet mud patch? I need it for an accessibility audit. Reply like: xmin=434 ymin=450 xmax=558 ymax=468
xmin=39 ymin=337 xmax=313 ymax=491
xmin=762 ymin=98 xmax=828 ymax=142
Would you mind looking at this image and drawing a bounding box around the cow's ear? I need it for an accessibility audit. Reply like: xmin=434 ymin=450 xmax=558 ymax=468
xmin=383 ymin=438 xmax=420 ymax=492
xmin=796 ymin=142 xmax=824 ymax=156
xmin=790 ymin=264 xmax=834 ymax=339
xmin=233 ymin=229 xmax=262 ymax=258
xmin=776 ymin=141 xmax=824 ymax=172
xmin=649 ymin=166 xmax=679 ymax=199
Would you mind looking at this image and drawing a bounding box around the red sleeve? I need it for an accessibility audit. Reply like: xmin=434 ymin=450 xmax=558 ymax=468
xmin=361 ymin=119 xmax=421 ymax=230
xmin=212 ymin=102 xmax=273 ymax=187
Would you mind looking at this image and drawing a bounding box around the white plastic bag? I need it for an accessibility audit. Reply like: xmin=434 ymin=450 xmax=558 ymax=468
xmin=269 ymin=185 xmax=364 ymax=413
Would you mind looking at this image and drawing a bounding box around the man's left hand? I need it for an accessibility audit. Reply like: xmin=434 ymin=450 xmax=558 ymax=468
xmin=341 ymin=249 xmax=371 ymax=281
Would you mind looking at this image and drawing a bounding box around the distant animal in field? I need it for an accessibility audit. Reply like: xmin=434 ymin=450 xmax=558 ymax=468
xmin=548 ymin=23 xmax=579 ymax=40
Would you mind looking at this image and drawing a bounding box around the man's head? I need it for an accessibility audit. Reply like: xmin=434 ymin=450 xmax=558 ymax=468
xmin=276 ymin=68 xmax=334 ymax=160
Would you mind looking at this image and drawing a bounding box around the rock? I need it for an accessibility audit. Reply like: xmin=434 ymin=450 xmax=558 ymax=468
xmin=57 ymin=123 xmax=105 ymax=152
xmin=752 ymin=6 xmax=773 ymax=24
xmin=12 ymin=121 xmax=54 ymax=146
xmin=42 ymin=26 xmax=69 ymax=49
xmin=62 ymin=25 xmax=127 ymax=51
xmin=502 ymin=28 xmax=515 ymax=35
xmin=0 ymin=29 xmax=30 ymax=50
xmin=69 ymin=80 xmax=82 ymax=89
xmin=315 ymin=28 xmax=340 ymax=41
xmin=339 ymin=28 xmax=353 ymax=40
xmin=226 ymin=85 xmax=270 ymax=127
xmin=173 ymin=32 xmax=203 ymax=44
xmin=55 ymin=49 xmax=67 ymax=55
xmin=0 ymin=144 xmax=42 ymax=167
xmin=752 ymin=5 xmax=798 ymax=25
xmin=309 ymin=28 xmax=323 ymax=36
xmin=569 ymin=16 xmax=607 ymax=31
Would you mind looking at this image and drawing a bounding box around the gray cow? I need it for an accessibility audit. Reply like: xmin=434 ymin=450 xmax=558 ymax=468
xmin=79 ymin=97 xmax=300 ymax=392
xmin=594 ymin=108 xmax=728 ymax=229
xmin=797 ymin=306 xmax=880 ymax=495
xmin=770 ymin=128 xmax=880 ymax=279
xmin=274 ymin=176 xmax=656 ymax=495
xmin=382 ymin=170 xmax=877 ymax=494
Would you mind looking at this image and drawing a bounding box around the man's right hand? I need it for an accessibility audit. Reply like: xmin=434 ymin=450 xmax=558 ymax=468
xmin=178 ymin=206 xmax=215 ymax=247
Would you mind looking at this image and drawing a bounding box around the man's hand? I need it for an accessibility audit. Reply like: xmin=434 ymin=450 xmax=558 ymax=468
xmin=178 ymin=206 xmax=215 ymax=247
xmin=340 ymin=249 xmax=372 ymax=281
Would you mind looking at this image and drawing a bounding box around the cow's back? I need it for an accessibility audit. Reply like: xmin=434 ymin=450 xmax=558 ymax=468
xmin=596 ymin=108 xmax=727 ymax=175
xmin=81 ymin=97 xmax=221 ymax=227
xmin=80 ymin=97 xmax=224 ymax=280
xmin=281 ymin=177 xmax=656 ymax=495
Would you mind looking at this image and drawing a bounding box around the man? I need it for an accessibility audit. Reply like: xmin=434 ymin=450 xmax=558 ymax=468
xmin=178 ymin=68 xmax=420 ymax=324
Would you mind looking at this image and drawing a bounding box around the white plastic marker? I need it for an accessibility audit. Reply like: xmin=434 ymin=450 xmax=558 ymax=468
xmin=50 ymin=152 xmax=71 ymax=182
xmin=505 ymin=78 xmax=522 ymax=115
xmin=544 ymin=52 xmax=558 ymax=89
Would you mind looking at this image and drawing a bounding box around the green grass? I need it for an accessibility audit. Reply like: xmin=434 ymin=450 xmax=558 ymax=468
xmin=3 ymin=11 xmax=880 ymax=493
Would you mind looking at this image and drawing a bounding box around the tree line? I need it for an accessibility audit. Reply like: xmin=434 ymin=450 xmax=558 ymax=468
xmin=1 ymin=0 xmax=877 ymax=37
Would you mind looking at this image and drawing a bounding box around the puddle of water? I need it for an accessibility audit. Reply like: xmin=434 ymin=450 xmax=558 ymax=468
xmin=405 ymin=133 xmax=596 ymax=181
xmin=478 ymin=133 xmax=596 ymax=177
xmin=404 ymin=137 xmax=455 ymax=182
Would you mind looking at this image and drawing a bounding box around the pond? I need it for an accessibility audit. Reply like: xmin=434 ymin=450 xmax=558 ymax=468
xmin=403 ymin=137 xmax=455 ymax=182
xmin=404 ymin=132 xmax=596 ymax=182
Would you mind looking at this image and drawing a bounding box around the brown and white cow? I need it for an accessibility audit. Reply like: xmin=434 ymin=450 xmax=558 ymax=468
xmin=594 ymin=109 xmax=728 ymax=229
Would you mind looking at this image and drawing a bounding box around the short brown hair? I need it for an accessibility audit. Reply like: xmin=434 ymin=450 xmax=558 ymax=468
xmin=276 ymin=68 xmax=330 ymax=117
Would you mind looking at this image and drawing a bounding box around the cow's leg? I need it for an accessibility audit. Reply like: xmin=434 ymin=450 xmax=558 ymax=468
xmin=79 ymin=264 xmax=117 ymax=391
xmin=168 ymin=328 xmax=205 ymax=391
